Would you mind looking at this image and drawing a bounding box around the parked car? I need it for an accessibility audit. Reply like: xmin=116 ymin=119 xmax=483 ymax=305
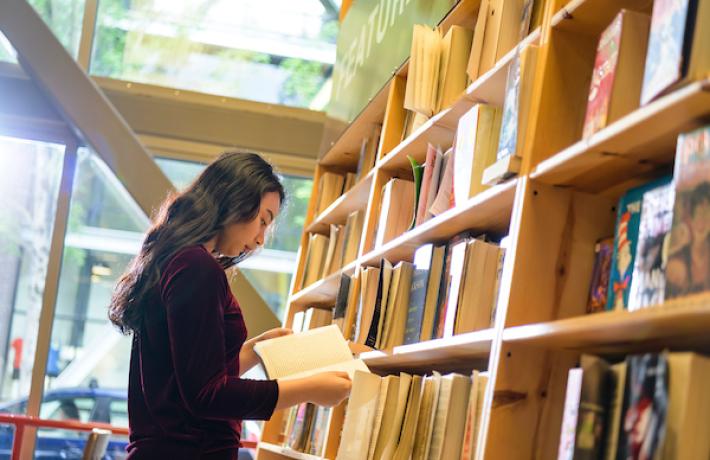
xmin=0 ymin=387 xmax=128 ymax=460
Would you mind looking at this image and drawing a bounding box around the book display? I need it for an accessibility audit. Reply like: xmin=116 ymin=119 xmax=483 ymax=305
xmin=256 ymin=1 xmax=710 ymax=459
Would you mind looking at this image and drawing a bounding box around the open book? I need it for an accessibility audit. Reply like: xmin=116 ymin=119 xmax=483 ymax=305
xmin=253 ymin=324 xmax=370 ymax=380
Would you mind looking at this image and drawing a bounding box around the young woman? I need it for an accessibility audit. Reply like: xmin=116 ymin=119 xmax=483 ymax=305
xmin=109 ymin=152 xmax=352 ymax=459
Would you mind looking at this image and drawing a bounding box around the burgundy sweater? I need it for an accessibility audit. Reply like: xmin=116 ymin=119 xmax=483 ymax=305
xmin=126 ymin=245 xmax=279 ymax=457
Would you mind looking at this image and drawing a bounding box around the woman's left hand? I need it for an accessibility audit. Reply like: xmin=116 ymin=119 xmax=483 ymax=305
xmin=252 ymin=327 xmax=293 ymax=344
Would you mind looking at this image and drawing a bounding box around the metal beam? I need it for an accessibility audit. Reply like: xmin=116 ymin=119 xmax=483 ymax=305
xmin=0 ymin=0 xmax=175 ymax=218
xmin=97 ymin=77 xmax=325 ymax=166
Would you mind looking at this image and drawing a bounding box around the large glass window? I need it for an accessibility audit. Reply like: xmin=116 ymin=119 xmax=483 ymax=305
xmin=0 ymin=136 xmax=65 ymax=410
xmin=27 ymin=0 xmax=87 ymax=59
xmin=0 ymin=31 xmax=17 ymax=63
xmin=47 ymin=149 xmax=147 ymax=407
xmin=91 ymin=0 xmax=338 ymax=109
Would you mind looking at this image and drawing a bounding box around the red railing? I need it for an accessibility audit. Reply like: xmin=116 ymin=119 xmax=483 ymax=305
xmin=0 ymin=413 xmax=256 ymax=459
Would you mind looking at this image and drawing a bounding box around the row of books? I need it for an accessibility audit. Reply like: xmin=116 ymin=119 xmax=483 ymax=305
xmin=583 ymin=2 xmax=710 ymax=140
xmin=300 ymin=210 xmax=365 ymax=289
xmin=586 ymin=124 xmax=710 ymax=313
xmin=337 ymin=369 xmax=489 ymax=460
xmin=279 ymin=403 xmax=331 ymax=457
xmin=332 ymin=235 xmax=506 ymax=351
xmin=403 ymin=0 xmax=542 ymax=127
xmin=557 ymin=351 xmax=710 ymax=460
xmin=292 ymin=307 xmax=333 ymax=334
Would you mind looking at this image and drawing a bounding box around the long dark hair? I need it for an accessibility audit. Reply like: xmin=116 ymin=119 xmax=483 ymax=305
xmin=109 ymin=152 xmax=285 ymax=335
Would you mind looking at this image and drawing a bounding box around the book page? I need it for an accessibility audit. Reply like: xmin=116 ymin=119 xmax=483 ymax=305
xmin=254 ymin=324 xmax=355 ymax=379
xmin=278 ymin=358 xmax=370 ymax=382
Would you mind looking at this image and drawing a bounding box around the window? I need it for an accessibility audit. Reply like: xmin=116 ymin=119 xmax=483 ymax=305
xmin=0 ymin=31 xmax=17 ymax=63
xmin=27 ymin=0 xmax=87 ymax=59
xmin=0 ymin=136 xmax=65 ymax=410
xmin=109 ymin=398 xmax=128 ymax=428
xmin=91 ymin=0 xmax=338 ymax=109
xmin=46 ymin=149 xmax=147 ymax=399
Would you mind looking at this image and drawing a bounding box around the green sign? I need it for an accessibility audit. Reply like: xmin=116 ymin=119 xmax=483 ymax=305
xmin=328 ymin=0 xmax=458 ymax=124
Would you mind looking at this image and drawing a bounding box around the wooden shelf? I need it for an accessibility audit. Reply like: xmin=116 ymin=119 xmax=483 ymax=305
xmin=257 ymin=442 xmax=326 ymax=460
xmin=503 ymin=292 xmax=710 ymax=355
xmin=361 ymin=329 xmax=493 ymax=372
xmin=290 ymin=262 xmax=357 ymax=308
xmin=552 ymin=0 xmax=654 ymax=36
xmin=306 ymin=170 xmax=374 ymax=234
xmin=377 ymin=28 xmax=542 ymax=174
xmin=532 ymin=79 xmax=710 ymax=193
xmin=359 ymin=179 xmax=517 ymax=267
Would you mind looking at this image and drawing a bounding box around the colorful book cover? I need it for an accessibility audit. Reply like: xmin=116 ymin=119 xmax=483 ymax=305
xmin=666 ymin=126 xmax=710 ymax=298
xmin=557 ymin=368 xmax=583 ymax=460
xmin=640 ymin=0 xmax=693 ymax=105
xmin=586 ymin=237 xmax=614 ymax=314
xmin=497 ymin=47 xmax=521 ymax=160
xmin=606 ymin=176 xmax=671 ymax=311
xmin=404 ymin=244 xmax=434 ymax=345
xmin=583 ymin=12 xmax=623 ymax=138
xmin=618 ymin=353 xmax=668 ymax=460
xmin=627 ymin=182 xmax=676 ymax=310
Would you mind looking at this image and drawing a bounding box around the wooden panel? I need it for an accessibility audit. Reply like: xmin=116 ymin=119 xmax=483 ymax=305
xmin=306 ymin=169 xmax=374 ymax=234
xmin=551 ymin=0 xmax=654 ymax=36
xmin=532 ymin=80 xmax=710 ymax=192
xmin=503 ymin=179 xmax=616 ymax=328
xmin=504 ymin=292 xmax=710 ymax=355
xmin=260 ymin=409 xmax=286 ymax=444
xmin=485 ymin=344 xmax=578 ymax=460
xmin=526 ymin=27 xmax=598 ymax=169
xmin=359 ymin=179 xmax=517 ymax=267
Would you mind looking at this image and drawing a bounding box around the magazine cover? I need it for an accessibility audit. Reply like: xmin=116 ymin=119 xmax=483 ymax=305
xmin=666 ymin=126 xmax=710 ymax=299
xmin=640 ymin=0 xmax=692 ymax=105
xmin=586 ymin=238 xmax=614 ymax=313
xmin=583 ymin=12 xmax=622 ymax=138
xmin=618 ymin=353 xmax=668 ymax=460
xmin=627 ymin=183 xmax=675 ymax=310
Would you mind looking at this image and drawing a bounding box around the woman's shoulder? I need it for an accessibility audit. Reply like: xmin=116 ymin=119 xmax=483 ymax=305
xmin=163 ymin=245 xmax=224 ymax=279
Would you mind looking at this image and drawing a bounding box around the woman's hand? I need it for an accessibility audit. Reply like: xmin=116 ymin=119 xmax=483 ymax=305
xmin=251 ymin=327 xmax=293 ymax=344
xmin=306 ymin=371 xmax=352 ymax=407
xmin=275 ymin=371 xmax=352 ymax=410
xmin=239 ymin=327 xmax=293 ymax=376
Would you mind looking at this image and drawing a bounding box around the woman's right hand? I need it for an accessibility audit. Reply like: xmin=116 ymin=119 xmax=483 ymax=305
xmin=275 ymin=371 xmax=352 ymax=410
xmin=306 ymin=371 xmax=352 ymax=407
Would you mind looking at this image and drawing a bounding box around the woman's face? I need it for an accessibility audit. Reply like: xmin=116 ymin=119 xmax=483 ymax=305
xmin=215 ymin=191 xmax=281 ymax=257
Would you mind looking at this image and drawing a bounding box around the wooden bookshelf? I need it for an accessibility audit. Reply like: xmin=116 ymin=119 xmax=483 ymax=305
xmin=359 ymin=179 xmax=516 ymax=267
xmin=305 ymin=169 xmax=374 ymax=234
xmin=261 ymin=0 xmax=710 ymax=459
xmin=290 ymin=262 xmax=357 ymax=308
xmin=532 ymin=79 xmax=710 ymax=192
xmin=257 ymin=442 xmax=326 ymax=460
xmin=503 ymin=292 xmax=710 ymax=355
xmin=361 ymin=328 xmax=494 ymax=373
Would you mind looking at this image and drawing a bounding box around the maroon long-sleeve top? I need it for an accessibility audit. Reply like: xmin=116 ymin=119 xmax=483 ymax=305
xmin=126 ymin=245 xmax=279 ymax=458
